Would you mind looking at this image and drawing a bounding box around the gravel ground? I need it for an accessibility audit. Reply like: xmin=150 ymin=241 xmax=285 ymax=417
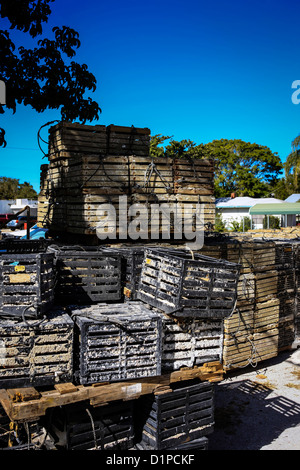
xmin=208 ymin=347 xmax=300 ymax=450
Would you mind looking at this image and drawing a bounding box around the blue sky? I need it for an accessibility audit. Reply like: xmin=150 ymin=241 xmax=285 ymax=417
xmin=1 ymin=0 xmax=300 ymax=192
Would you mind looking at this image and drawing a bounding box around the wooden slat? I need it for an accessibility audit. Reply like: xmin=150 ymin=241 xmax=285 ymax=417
xmin=0 ymin=362 xmax=223 ymax=422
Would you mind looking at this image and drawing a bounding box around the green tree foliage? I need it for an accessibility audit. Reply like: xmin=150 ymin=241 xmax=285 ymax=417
xmin=0 ymin=0 xmax=101 ymax=147
xmin=0 ymin=176 xmax=37 ymax=199
xmin=284 ymin=134 xmax=300 ymax=191
xmin=214 ymin=212 xmax=227 ymax=232
xmin=263 ymin=215 xmax=280 ymax=230
xmin=203 ymin=139 xmax=283 ymax=198
xmin=150 ymin=135 xmax=283 ymax=199
xmin=150 ymin=135 xmax=206 ymax=160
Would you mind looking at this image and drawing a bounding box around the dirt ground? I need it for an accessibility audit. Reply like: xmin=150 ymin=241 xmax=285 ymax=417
xmin=208 ymin=347 xmax=300 ymax=450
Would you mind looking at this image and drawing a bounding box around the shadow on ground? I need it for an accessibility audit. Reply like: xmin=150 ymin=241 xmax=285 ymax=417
xmin=208 ymin=352 xmax=300 ymax=450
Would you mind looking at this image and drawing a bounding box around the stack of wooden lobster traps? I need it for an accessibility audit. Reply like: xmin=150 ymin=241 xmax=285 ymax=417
xmin=200 ymin=235 xmax=300 ymax=370
xmin=38 ymin=122 xmax=215 ymax=240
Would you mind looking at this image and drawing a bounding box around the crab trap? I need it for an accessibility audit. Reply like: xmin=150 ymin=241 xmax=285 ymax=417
xmin=42 ymin=400 xmax=134 ymax=451
xmin=0 ymin=308 xmax=74 ymax=389
xmin=70 ymin=302 xmax=162 ymax=384
xmin=137 ymin=248 xmax=240 ymax=319
xmin=0 ymin=252 xmax=55 ymax=319
xmin=48 ymin=245 xmax=122 ymax=304
xmin=135 ymin=379 xmax=215 ymax=450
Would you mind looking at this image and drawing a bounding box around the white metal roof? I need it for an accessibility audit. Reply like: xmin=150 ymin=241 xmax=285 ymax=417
xmin=216 ymin=196 xmax=283 ymax=209
xmin=284 ymin=194 xmax=300 ymax=203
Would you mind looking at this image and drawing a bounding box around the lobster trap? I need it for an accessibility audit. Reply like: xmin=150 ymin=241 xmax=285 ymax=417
xmin=0 ymin=308 xmax=74 ymax=388
xmin=137 ymin=248 xmax=240 ymax=319
xmin=158 ymin=313 xmax=223 ymax=371
xmin=48 ymin=245 xmax=122 ymax=304
xmin=135 ymin=379 xmax=214 ymax=450
xmin=70 ymin=302 xmax=162 ymax=384
xmin=103 ymin=245 xmax=145 ymax=300
xmin=42 ymin=400 xmax=135 ymax=451
xmin=0 ymin=252 xmax=55 ymax=319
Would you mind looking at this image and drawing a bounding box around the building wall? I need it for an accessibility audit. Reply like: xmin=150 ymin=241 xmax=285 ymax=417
xmin=0 ymin=200 xmax=14 ymax=213
xmin=217 ymin=208 xmax=250 ymax=229
xmin=217 ymin=207 xmax=282 ymax=230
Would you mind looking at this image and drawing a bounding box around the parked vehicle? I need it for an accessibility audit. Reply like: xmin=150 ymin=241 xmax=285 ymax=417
xmin=6 ymin=216 xmax=37 ymax=231
xmin=0 ymin=213 xmax=14 ymax=228
xmin=20 ymin=224 xmax=49 ymax=239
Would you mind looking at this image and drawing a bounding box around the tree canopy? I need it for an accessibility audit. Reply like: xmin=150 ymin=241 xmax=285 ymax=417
xmin=204 ymin=139 xmax=283 ymax=198
xmin=0 ymin=0 xmax=101 ymax=147
xmin=0 ymin=176 xmax=37 ymax=199
xmin=150 ymin=135 xmax=284 ymax=198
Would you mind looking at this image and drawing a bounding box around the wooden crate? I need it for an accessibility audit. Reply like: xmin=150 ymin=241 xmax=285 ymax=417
xmin=0 ymin=252 xmax=55 ymax=319
xmin=200 ymin=239 xmax=277 ymax=274
xmin=223 ymin=303 xmax=255 ymax=370
xmin=135 ymin=379 xmax=214 ymax=450
xmin=107 ymin=124 xmax=150 ymax=156
xmin=137 ymin=248 xmax=240 ymax=319
xmin=48 ymin=122 xmax=107 ymax=156
xmin=0 ymin=308 xmax=73 ymax=389
xmin=71 ymin=302 xmax=162 ymax=384
xmin=173 ymin=158 xmax=214 ymax=195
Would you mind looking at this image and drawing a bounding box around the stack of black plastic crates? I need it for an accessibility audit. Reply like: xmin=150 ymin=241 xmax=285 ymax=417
xmin=0 ymin=239 xmax=74 ymax=390
xmin=132 ymin=246 xmax=240 ymax=451
xmin=42 ymin=244 xmax=164 ymax=451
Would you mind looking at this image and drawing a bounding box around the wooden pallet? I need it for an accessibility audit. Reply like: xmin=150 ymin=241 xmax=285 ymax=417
xmin=0 ymin=362 xmax=223 ymax=422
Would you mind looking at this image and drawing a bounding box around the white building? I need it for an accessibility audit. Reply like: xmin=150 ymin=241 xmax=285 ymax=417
xmin=8 ymin=199 xmax=38 ymax=217
xmin=216 ymin=196 xmax=283 ymax=230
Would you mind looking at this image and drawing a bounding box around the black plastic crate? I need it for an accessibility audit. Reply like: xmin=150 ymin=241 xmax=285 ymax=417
xmin=0 ymin=238 xmax=50 ymax=254
xmin=70 ymin=302 xmax=162 ymax=384
xmin=103 ymin=246 xmax=145 ymax=300
xmin=0 ymin=252 xmax=55 ymax=319
xmin=48 ymin=245 xmax=122 ymax=304
xmin=137 ymin=435 xmax=209 ymax=450
xmin=135 ymin=379 xmax=214 ymax=450
xmin=158 ymin=313 xmax=223 ymax=371
xmin=137 ymin=248 xmax=240 ymax=319
xmin=0 ymin=308 xmax=73 ymax=388
xmin=43 ymin=400 xmax=135 ymax=451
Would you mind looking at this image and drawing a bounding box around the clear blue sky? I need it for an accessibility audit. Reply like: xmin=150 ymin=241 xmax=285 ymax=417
xmin=1 ymin=0 xmax=300 ymax=192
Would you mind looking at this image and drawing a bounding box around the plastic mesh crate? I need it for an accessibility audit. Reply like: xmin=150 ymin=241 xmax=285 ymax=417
xmin=0 ymin=252 xmax=55 ymax=319
xmin=43 ymin=400 xmax=134 ymax=451
xmin=0 ymin=238 xmax=50 ymax=254
xmin=0 ymin=308 xmax=73 ymax=388
xmin=158 ymin=314 xmax=224 ymax=371
xmin=70 ymin=302 xmax=162 ymax=384
xmin=48 ymin=245 xmax=122 ymax=304
xmin=103 ymin=246 xmax=145 ymax=300
xmin=135 ymin=379 xmax=214 ymax=450
xmin=137 ymin=248 xmax=240 ymax=318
